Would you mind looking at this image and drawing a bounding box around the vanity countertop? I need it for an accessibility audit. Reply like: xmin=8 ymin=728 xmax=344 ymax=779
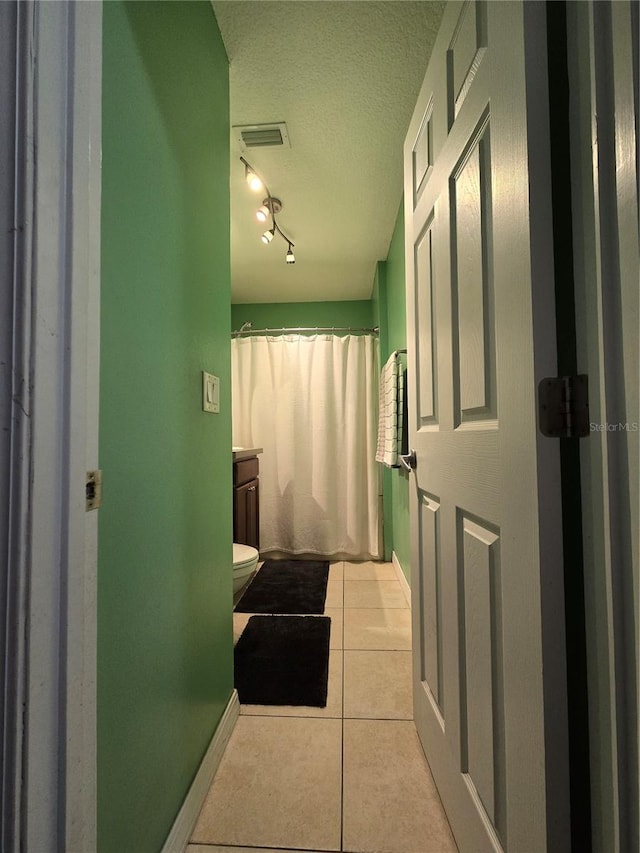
xmin=232 ymin=446 xmax=263 ymax=461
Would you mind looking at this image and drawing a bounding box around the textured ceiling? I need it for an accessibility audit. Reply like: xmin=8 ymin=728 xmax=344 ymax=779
xmin=212 ymin=1 xmax=445 ymax=304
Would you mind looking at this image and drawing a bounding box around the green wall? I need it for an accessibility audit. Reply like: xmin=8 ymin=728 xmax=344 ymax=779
xmin=379 ymin=204 xmax=410 ymax=583
xmin=99 ymin=4 xmax=232 ymax=851
xmin=371 ymin=263 xmax=393 ymax=561
xmin=371 ymin=265 xmax=387 ymax=359
xmin=232 ymin=300 xmax=374 ymax=334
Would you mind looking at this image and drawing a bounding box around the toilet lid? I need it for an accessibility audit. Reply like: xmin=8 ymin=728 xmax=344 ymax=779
xmin=233 ymin=543 xmax=258 ymax=567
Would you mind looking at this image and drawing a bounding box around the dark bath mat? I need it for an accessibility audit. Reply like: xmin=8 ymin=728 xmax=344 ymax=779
xmin=234 ymin=615 xmax=331 ymax=707
xmin=234 ymin=559 xmax=330 ymax=614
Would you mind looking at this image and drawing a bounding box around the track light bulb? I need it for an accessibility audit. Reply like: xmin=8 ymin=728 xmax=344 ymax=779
xmin=256 ymin=205 xmax=270 ymax=223
xmin=262 ymin=229 xmax=275 ymax=244
xmin=245 ymin=165 xmax=263 ymax=192
xmin=286 ymin=246 xmax=295 ymax=264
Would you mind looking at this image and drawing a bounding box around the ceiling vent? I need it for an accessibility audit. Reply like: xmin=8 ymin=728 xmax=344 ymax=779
xmin=234 ymin=122 xmax=290 ymax=149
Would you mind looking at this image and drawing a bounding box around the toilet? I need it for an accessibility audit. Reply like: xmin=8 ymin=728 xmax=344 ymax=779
xmin=232 ymin=543 xmax=259 ymax=594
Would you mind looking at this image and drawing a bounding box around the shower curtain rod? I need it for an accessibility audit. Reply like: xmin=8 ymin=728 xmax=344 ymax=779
xmin=232 ymin=325 xmax=380 ymax=337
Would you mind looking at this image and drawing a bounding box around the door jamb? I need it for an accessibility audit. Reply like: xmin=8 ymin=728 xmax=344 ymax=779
xmin=566 ymin=1 xmax=639 ymax=850
xmin=544 ymin=4 xmax=592 ymax=849
xmin=2 ymin=1 xmax=102 ymax=849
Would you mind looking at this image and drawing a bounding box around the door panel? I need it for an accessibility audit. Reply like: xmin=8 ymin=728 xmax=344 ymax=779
xmin=459 ymin=514 xmax=502 ymax=827
xmin=405 ymin=2 xmax=569 ymax=851
xmin=451 ymin=121 xmax=495 ymax=424
xmin=415 ymin=220 xmax=437 ymax=425
xmin=418 ymin=492 xmax=441 ymax=709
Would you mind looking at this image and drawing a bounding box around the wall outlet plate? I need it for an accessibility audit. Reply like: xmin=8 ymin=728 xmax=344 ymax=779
xmin=202 ymin=371 xmax=220 ymax=413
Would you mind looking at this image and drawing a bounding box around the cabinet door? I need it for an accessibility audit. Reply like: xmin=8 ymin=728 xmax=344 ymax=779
xmin=234 ymin=478 xmax=259 ymax=549
xmin=246 ymin=479 xmax=259 ymax=549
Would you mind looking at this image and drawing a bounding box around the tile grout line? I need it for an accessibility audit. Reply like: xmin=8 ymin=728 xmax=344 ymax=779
xmin=191 ymin=846 xmax=345 ymax=852
xmin=340 ymin=560 xmax=345 ymax=853
xmin=189 ymin=845 xmax=343 ymax=853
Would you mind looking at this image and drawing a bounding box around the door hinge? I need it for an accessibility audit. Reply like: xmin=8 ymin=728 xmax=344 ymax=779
xmin=86 ymin=470 xmax=103 ymax=511
xmin=538 ymin=375 xmax=589 ymax=438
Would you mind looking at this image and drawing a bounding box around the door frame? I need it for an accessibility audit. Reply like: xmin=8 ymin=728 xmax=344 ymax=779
xmin=1 ymin=1 xmax=102 ymax=849
xmin=566 ymin=2 xmax=639 ymax=850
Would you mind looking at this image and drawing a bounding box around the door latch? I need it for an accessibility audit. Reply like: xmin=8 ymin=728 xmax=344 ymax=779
xmin=538 ymin=375 xmax=589 ymax=438
xmin=86 ymin=470 xmax=103 ymax=511
xmin=399 ymin=449 xmax=417 ymax=472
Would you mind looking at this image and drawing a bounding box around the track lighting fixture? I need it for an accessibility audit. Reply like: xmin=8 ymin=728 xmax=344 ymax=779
xmin=240 ymin=156 xmax=296 ymax=265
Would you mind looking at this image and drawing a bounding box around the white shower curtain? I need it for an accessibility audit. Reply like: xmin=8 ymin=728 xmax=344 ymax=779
xmin=232 ymin=334 xmax=380 ymax=559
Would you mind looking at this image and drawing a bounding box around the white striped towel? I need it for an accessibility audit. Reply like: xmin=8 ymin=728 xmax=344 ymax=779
xmin=375 ymin=351 xmax=405 ymax=467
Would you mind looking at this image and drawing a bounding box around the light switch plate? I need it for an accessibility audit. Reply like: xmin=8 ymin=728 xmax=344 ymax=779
xmin=202 ymin=371 xmax=220 ymax=413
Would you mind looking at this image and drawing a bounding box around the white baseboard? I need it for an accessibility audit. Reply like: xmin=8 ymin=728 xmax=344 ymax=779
xmin=392 ymin=551 xmax=411 ymax=608
xmin=161 ymin=689 xmax=240 ymax=853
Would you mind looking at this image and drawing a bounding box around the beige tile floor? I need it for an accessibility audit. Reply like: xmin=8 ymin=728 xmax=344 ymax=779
xmin=190 ymin=560 xmax=458 ymax=853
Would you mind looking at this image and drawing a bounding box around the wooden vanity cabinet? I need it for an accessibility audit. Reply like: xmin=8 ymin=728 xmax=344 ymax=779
xmin=233 ymin=455 xmax=259 ymax=549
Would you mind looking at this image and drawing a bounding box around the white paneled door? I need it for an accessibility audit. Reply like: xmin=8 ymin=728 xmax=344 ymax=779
xmin=404 ymin=3 xmax=570 ymax=852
